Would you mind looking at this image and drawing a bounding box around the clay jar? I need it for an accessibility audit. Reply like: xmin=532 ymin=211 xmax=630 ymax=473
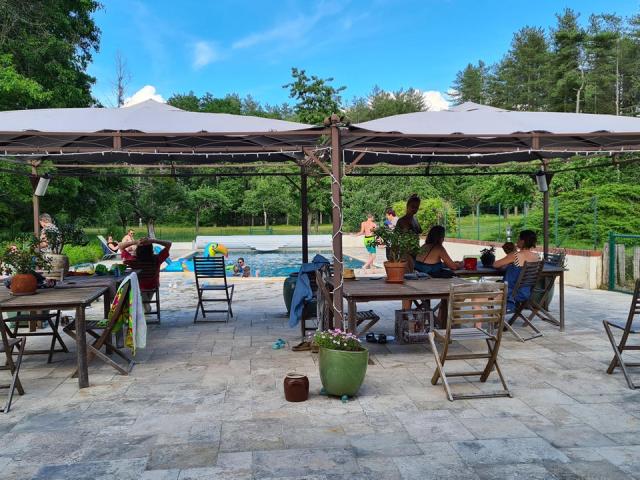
xmin=283 ymin=372 xmax=309 ymax=402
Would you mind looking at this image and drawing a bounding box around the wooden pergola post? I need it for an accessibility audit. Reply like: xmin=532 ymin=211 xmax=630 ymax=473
xmin=330 ymin=120 xmax=344 ymax=329
xmin=30 ymin=163 xmax=40 ymax=238
xmin=300 ymin=167 xmax=309 ymax=264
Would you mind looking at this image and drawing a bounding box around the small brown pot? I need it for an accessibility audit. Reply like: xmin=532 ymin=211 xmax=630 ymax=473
xmin=10 ymin=273 xmax=38 ymax=296
xmin=384 ymin=261 xmax=407 ymax=284
xmin=283 ymin=372 xmax=309 ymax=402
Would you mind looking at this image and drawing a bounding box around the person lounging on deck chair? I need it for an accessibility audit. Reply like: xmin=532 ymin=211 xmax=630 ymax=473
xmin=97 ymin=235 xmax=120 ymax=261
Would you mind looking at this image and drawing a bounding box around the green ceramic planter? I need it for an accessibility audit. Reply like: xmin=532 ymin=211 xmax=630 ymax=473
xmin=318 ymin=346 xmax=369 ymax=397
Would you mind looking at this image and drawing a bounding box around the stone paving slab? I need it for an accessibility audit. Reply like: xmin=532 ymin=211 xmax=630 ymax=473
xmin=1 ymin=277 xmax=640 ymax=478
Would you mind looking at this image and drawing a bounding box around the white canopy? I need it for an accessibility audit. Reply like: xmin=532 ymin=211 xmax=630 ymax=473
xmin=0 ymin=99 xmax=310 ymax=133
xmin=354 ymin=101 xmax=640 ymax=135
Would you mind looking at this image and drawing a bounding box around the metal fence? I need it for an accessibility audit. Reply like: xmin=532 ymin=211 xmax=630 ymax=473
xmin=447 ymin=196 xmax=600 ymax=250
xmin=605 ymin=232 xmax=640 ymax=293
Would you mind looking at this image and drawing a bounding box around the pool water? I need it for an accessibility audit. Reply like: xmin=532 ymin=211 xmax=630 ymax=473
xmin=165 ymin=250 xmax=364 ymax=277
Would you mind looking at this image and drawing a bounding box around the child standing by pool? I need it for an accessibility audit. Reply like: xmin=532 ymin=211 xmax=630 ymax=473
xmin=355 ymin=213 xmax=377 ymax=269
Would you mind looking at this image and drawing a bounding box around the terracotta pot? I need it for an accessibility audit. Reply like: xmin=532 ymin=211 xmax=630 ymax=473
xmin=10 ymin=273 xmax=37 ymax=296
xmin=384 ymin=261 xmax=407 ymax=284
xmin=44 ymin=253 xmax=69 ymax=280
xmin=283 ymin=372 xmax=309 ymax=402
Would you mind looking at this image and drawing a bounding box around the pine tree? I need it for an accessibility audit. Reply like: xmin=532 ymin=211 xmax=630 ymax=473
xmin=550 ymin=9 xmax=586 ymax=112
xmin=492 ymin=27 xmax=552 ymax=111
xmin=450 ymin=61 xmax=490 ymax=105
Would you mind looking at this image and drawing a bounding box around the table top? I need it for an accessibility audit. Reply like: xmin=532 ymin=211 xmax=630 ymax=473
xmin=0 ymin=286 xmax=108 ymax=311
xmin=456 ymin=263 xmax=566 ymax=277
xmin=55 ymin=275 xmax=122 ymax=289
xmin=331 ymin=276 xmax=471 ymax=300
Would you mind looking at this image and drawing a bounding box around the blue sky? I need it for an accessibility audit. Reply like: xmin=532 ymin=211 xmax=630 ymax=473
xmin=89 ymin=0 xmax=640 ymax=109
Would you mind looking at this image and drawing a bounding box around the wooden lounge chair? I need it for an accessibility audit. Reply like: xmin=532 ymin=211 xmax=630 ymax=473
xmin=429 ymin=282 xmax=511 ymax=401
xmin=0 ymin=313 xmax=25 ymax=413
xmin=604 ymin=279 xmax=640 ymax=389
xmin=315 ymin=266 xmax=379 ymax=335
xmin=504 ymin=260 xmax=545 ymax=342
xmin=193 ymin=256 xmax=234 ymax=322
xmin=64 ymin=280 xmax=134 ymax=376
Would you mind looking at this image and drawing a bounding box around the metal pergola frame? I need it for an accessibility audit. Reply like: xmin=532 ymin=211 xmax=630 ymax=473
xmin=3 ymin=117 xmax=640 ymax=330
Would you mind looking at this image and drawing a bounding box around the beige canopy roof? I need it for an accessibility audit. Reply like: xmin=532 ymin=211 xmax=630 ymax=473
xmin=345 ymin=102 xmax=640 ymax=166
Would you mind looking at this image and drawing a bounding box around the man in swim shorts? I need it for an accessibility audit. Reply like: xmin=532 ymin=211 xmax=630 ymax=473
xmin=356 ymin=213 xmax=377 ymax=269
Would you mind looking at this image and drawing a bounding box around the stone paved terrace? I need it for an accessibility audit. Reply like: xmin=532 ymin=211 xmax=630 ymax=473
xmin=1 ymin=273 xmax=640 ymax=479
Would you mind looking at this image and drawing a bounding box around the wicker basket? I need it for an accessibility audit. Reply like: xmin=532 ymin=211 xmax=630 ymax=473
xmin=394 ymin=309 xmax=432 ymax=344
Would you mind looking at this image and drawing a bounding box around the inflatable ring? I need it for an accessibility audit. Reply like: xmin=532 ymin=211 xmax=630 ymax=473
xmin=205 ymin=242 xmax=228 ymax=257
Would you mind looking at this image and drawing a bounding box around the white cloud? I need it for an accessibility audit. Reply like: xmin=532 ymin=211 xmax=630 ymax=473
xmin=232 ymin=2 xmax=343 ymax=51
xmin=123 ymin=85 xmax=165 ymax=107
xmin=192 ymin=41 xmax=221 ymax=69
xmin=422 ymin=90 xmax=450 ymax=111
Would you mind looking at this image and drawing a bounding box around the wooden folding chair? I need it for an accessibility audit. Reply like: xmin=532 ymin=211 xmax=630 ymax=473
xmin=504 ymin=260 xmax=545 ymax=342
xmin=429 ymin=282 xmax=511 ymax=401
xmin=193 ymin=256 xmax=234 ymax=322
xmin=300 ymin=271 xmax=320 ymax=338
xmin=0 ymin=312 xmax=25 ymax=413
xmin=64 ymin=280 xmax=134 ymax=376
xmin=3 ymin=310 xmax=68 ymax=363
xmin=604 ymin=279 xmax=640 ymax=389
xmin=315 ymin=266 xmax=379 ymax=335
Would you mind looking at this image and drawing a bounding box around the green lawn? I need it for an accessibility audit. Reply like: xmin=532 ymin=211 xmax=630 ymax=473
xmin=85 ymin=224 xmax=335 ymax=242
xmin=453 ymin=214 xmax=525 ymax=243
xmin=84 ymin=215 xmax=598 ymax=251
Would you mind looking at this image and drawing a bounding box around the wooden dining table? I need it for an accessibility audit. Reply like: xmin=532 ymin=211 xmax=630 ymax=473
xmin=330 ymin=276 xmax=472 ymax=334
xmin=0 ymin=286 xmax=108 ymax=388
xmin=0 ymin=272 xmax=135 ymax=389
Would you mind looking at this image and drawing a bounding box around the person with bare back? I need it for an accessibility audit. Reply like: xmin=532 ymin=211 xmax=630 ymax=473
xmin=356 ymin=213 xmax=377 ymax=269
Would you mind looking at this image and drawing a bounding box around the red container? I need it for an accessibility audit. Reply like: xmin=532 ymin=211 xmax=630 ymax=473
xmin=463 ymin=257 xmax=478 ymax=271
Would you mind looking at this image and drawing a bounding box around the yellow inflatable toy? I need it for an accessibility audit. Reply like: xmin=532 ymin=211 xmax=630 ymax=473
xmin=205 ymin=242 xmax=228 ymax=257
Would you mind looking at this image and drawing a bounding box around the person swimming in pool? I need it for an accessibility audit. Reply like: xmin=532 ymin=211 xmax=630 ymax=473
xmin=355 ymin=213 xmax=377 ymax=269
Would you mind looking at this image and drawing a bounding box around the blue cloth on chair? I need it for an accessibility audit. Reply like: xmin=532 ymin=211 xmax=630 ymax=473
xmin=504 ymin=264 xmax=531 ymax=312
xmin=288 ymin=254 xmax=330 ymax=327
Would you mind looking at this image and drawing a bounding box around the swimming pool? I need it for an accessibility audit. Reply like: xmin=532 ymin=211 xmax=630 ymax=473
xmin=164 ymin=250 xmax=364 ymax=277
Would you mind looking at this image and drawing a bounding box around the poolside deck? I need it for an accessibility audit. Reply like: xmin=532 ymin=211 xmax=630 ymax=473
xmin=1 ymin=275 xmax=639 ymax=479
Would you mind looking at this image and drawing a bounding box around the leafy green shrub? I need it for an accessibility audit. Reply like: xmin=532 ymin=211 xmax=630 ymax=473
xmin=64 ymin=241 xmax=103 ymax=265
xmin=513 ymin=183 xmax=640 ymax=248
xmin=392 ymin=197 xmax=457 ymax=234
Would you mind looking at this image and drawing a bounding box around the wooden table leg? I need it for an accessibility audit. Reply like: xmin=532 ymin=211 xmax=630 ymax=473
xmin=75 ymin=306 xmax=89 ymax=388
xmin=348 ymin=300 xmax=357 ymax=334
xmin=559 ymin=271 xmax=565 ymax=332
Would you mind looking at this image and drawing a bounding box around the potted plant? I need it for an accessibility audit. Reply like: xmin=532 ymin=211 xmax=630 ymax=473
xmin=373 ymin=226 xmax=419 ymax=283
xmin=314 ymin=329 xmax=368 ymax=397
xmin=44 ymin=223 xmax=88 ymax=278
xmin=1 ymin=235 xmax=51 ymax=295
xmin=480 ymin=246 xmax=496 ymax=267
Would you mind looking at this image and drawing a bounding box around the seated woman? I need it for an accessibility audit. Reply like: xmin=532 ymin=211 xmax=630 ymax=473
xmin=107 ymin=235 xmax=119 ymax=253
xmin=414 ymin=225 xmax=461 ymax=275
xmin=494 ymin=230 xmax=540 ymax=312
xmin=119 ymin=237 xmax=172 ymax=312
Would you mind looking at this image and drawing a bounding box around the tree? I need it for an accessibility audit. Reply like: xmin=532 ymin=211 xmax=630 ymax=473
xmin=284 ymin=67 xmax=345 ymax=124
xmin=187 ymin=186 xmax=231 ymax=235
xmin=167 ymin=91 xmax=201 ymax=111
xmin=584 ymin=14 xmax=621 ymax=114
xmin=0 ymin=0 xmax=101 ymax=109
xmin=241 ymin=177 xmax=292 ymax=228
xmin=450 ymin=61 xmax=490 ymax=105
xmin=491 ymin=27 xmax=551 ymax=110
xmin=112 ymin=50 xmax=131 ymax=107
xmin=549 ymin=9 xmax=586 ymax=112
